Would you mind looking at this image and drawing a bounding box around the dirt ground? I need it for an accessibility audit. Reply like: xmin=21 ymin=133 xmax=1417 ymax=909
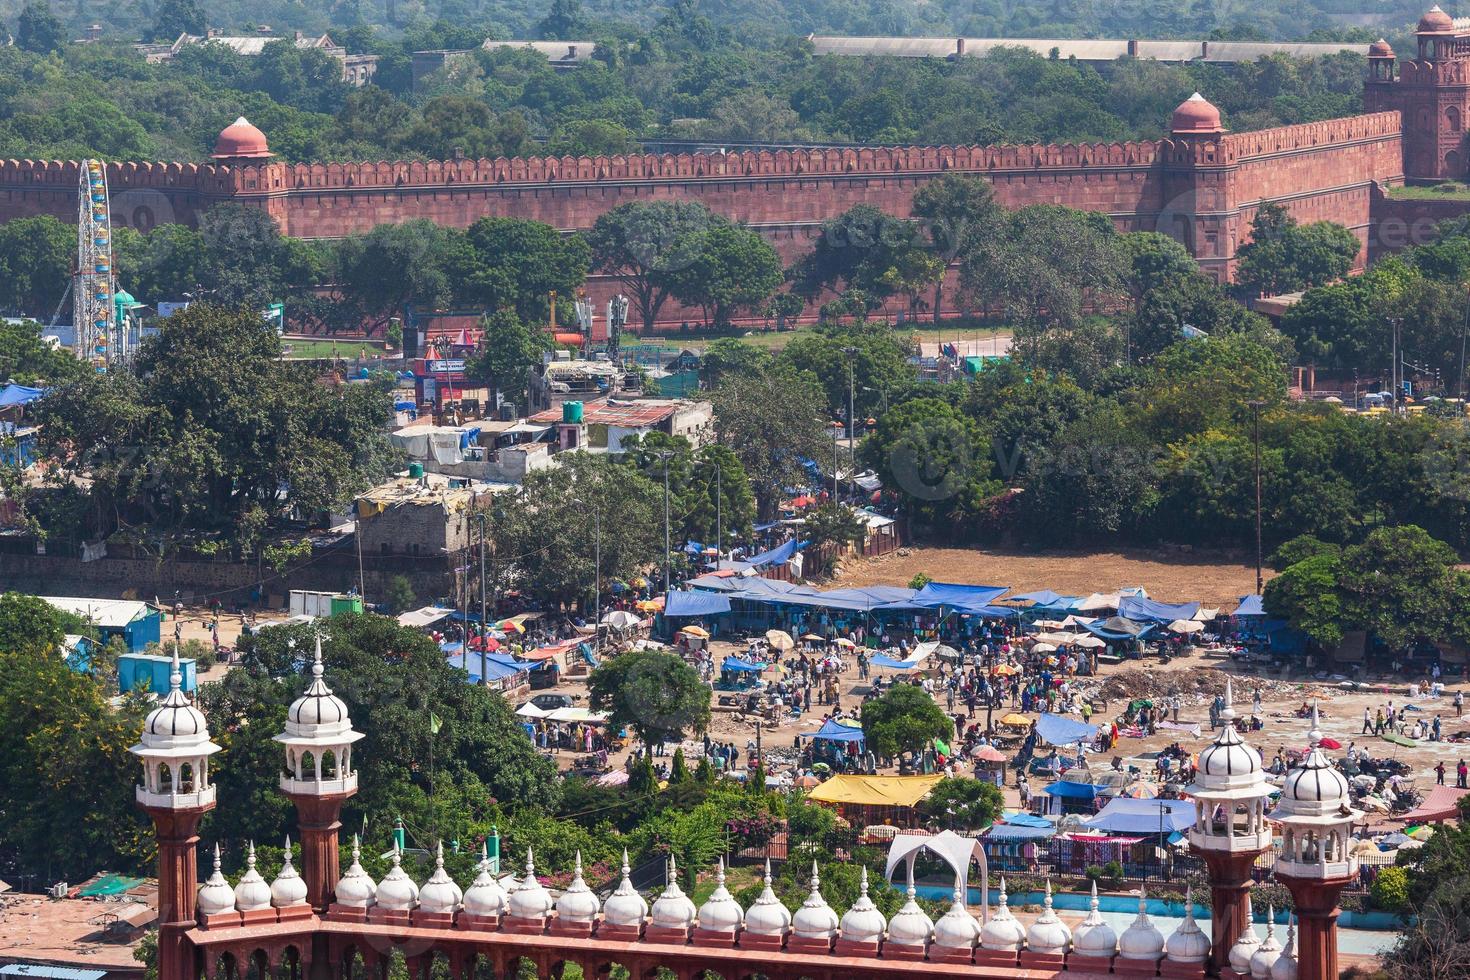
xmin=834 ymin=546 xmax=1272 ymax=609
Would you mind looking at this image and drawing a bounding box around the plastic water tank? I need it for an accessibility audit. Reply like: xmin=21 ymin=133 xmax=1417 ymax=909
xmin=562 ymin=401 xmax=584 ymax=423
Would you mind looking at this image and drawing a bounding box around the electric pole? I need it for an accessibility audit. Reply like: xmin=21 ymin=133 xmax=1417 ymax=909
xmin=1247 ymin=400 xmax=1265 ymax=596
xmin=478 ymin=508 xmax=488 ymax=684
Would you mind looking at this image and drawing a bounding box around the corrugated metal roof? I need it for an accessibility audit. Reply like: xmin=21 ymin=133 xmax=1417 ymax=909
xmin=41 ymin=596 xmax=151 ymax=628
xmin=1 ymin=965 xmax=109 ymax=980
xmin=809 ymin=35 xmax=1370 ymax=62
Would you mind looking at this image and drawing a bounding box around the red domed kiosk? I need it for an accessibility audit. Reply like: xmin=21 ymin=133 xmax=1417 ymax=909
xmin=1171 ymin=92 xmax=1225 ymax=135
xmin=211 ymin=116 xmax=273 ymax=160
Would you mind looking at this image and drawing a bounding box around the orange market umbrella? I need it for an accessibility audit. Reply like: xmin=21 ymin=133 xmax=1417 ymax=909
xmin=971 ymin=744 xmax=1007 ymax=763
xmin=999 ymin=712 xmax=1031 ymax=727
xmin=992 ymin=664 xmax=1021 ymax=676
xmin=680 ymin=625 xmax=710 ymax=639
xmin=497 ymin=618 xmax=525 ymax=634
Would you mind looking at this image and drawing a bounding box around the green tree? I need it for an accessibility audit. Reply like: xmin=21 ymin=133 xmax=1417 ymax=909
xmin=911 ymin=173 xmax=1001 ymax=322
xmin=35 ymin=305 xmax=398 ymax=552
xmin=150 ymin=0 xmax=206 ymax=40
xmin=800 ymin=501 xmax=866 ymax=576
xmin=16 ymin=0 xmax=64 ymax=55
xmin=227 ymin=613 xmax=561 ymax=846
xmin=587 ymin=649 xmax=710 ymax=746
xmin=586 ymin=201 xmax=717 ymax=333
xmin=860 ymin=684 xmax=951 ymax=758
xmin=665 ymin=222 xmax=782 ymax=328
xmin=1235 ymin=202 xmax=1360 ymax=299
xmin=383 ymin=575 xmax=417 ymax=614
xmin=776 ymin=321 xmax=917 ymax=421
xmin=862 ymin=397 xmax=995 ymax=535
xmin=788 ymin=205 xmax=929 ymax=308
xmin=710 ymin=364 xmax=828 ymax=519
xmin=698 ymin=338 xmax=772 ymax=389
xmin=0 ymin=318 xmax=85 ymax=384
xmin=622 ymin=432 xmax=756 ymax=550
xmin=0 ymin=215 xmax=75 ymax=316
xmin=333 ymin=220 xmax=469 ymax=331
xmin=916 ymin=776 xmax=1004 ymax=830
xmin=460 ymin=217 xmax=590 ymax=323
xmin=466 ymin=309 xmax=553 ymax=410
xmin=0 ymin=592 xmax=77 ymax=655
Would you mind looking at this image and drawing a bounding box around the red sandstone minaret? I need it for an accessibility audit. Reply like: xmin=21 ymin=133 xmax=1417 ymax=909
xmin=273 ymin=635 xmax=363 ymax=909
xmin=1266 ymin=706 xmax=1363 ymax=980
xmin=1160 ymin=92 xmax=1239 ymax=283
xmin=1183 ymin=680 xmax=1275 ymax=976
xmin=129 ymin=646 xmax=222 ymax=980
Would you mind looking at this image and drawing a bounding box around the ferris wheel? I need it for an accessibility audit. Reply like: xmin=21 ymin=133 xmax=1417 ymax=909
xmin=74 ymin=159 xmax=118 ymax=371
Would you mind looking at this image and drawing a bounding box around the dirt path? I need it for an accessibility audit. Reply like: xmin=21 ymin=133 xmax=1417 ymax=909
xmin=835 ymin=546 xmax=1271 ymax=608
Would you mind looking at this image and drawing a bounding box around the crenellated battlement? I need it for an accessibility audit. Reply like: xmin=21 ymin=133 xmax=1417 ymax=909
xmin=1223 ymin=111 xmax=1403 ymax=159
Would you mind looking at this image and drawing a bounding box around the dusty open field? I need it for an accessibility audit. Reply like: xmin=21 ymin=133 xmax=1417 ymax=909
xmin=835 ymin=546 xmax=1272 ymax=609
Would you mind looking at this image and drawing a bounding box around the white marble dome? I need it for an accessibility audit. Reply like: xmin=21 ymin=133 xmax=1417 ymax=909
xmin=979 ymin=877 xmax=1026 ymax=952
xmin=375 ymin=846 xmax=420 ymax=912
xmin=1118 ymin=889 xmax=1165 ymax=960
xmin=417 ymin=842 xmax=464 ymax=914
xmin=743 ymin=860 xmax=793 ymax=936
xmin=1276 ymin=749 xmax=1352 ymax=815
xmin=931 ymin=885 xmax=980 ymax=949
xmin=269 ymin=837 xmax=309 ymax=908
xmin=1270 ymin=919 xmax=1298 ymax=980
xmin=284 ymin=636 xmax=353 ymax=738
xmin=696 ymin=859 xmax=744 ymax=932
xmin=508 ymin=849 xmax=553 ymax=920
xmin=196 ymin=845 xmax=236 ymax=916
xmin=1250 ymin=910 xmax=1283 ymax=979
xmin=885 ymin=872 xmax=933 ymax=947
xmin=1025 ymin=880 xmax=1071 ymax=955
xmin=791 ymin=862 xmax=839 ymax=940
xmin=1165 ymin=887 xmax=1211 ymax=964
xmin=1072 ymin=882 xmax=1118 ymax=958
xmin=139 ymin=648 xmax=212 ymax=748
xmin=333 ymin=836 xmax=377 ymax=909
xmin=232 ymin=842 xmax=273 ymax=912
xmin=601 ymin=850 xmax=648 ymax=927
xmin=1228 ymin=899 xmax=1263 ymax=976
xmin=838 ymin=868 xmax=886 ymax=944
xmin=554 ymin=851 xmax=601 ymax=924
xmin=461 ymin=843 xmax=508 ymax=917
xmin=650 ymin=856 xmax=697 ymax=930
xmin=1195 ymin=680 xmax=1264 ymax=789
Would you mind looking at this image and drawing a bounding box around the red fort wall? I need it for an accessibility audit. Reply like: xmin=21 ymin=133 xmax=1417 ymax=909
xmin=0 ymin=111 xmax=1409 ymax=302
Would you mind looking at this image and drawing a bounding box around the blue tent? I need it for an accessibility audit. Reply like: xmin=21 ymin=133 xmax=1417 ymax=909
xmin=1010 ymin=589 xmax=1064 ymax=605
xmin=800 ymin=719 xmax=866 ymax=744
xmin=0 ymin=384 xmax=44 ymax=408
xmin=1234 ymin=594 xmax=1266 ymax=617
xmin=1083 ymin=617 xmax=1151 ymax=641
xmin=1035 ymin=713 xmax=1098 ymax=745
xmin=1042 ymin=780 xmax=1109 ymax=799
xmin=1000 ymin=811 xmax=1054 ymax=828
xmin=665 ymin=590 xmax=732 ymax=617
xmin=1118 ymin=596 xmax=1201 ymax=623
xmin=869 ymin=653 xmax=919 ymax=670
xmin=964 ymin=604 xmax=1022 ymax=619
xmin=746 ymin=538 xmax=800 ymax=568
xmin=1084 ymin=798 xmax=1196 ymax=835
xmin=721 ymin=656 xmax=767 ymax=673
xmin=911 ymin=582 xmax=1010 ymax=610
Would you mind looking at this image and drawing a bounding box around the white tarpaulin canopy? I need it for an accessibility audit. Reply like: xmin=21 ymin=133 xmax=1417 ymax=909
xmin=515 ymin=702 xmax=549 ymax=718
xmin=601 ymin=610 xmax=640 ymax=629
xmin=398 ymin=605 xmax=455 ymax=628
xmin=1168 ymin=619 xmax=1204 ymax=633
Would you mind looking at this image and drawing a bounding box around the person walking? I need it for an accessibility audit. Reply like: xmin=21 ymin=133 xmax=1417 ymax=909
xmin=1362 ymin=706 xmax=1373 ymax=734
xmin=1436 ymin=761 xmax=1446 ymax=786
xmin=1457 ymin=690 xmax=1464 ymax=719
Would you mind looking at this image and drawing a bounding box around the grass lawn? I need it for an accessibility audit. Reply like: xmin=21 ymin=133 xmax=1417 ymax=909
xmin=624 ymin=321 xmax=1008 ymax=352
xmin=689 ymin=863 xmax=761 ymax=904
xmin=280 ymin=337 xmax=386 ymax=359
xmin=1385 ymin=182 xmax=1470 ymax=201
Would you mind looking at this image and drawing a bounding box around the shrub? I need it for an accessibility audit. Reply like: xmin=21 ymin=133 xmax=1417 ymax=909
xmin=1371 ymin=866 xmax=1410 ymax=914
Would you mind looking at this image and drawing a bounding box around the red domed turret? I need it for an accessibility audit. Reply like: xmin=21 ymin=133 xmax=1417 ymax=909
xmin=1171 ymin=93 xmax=1224 ymax=135
xmin=1369 ymin=38 xmax=1395 ymax=58
xmin=1419 ymin=5 xmax=1454 ymax=32
xmin=212 ymin=117 xmax=273 ymax=160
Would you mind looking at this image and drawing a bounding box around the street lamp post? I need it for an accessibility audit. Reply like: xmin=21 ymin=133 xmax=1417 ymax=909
xmin=1247 ymin=400 xmax=1265 ymax=596
xmin=656 ymin=450 xmax=674 ymax=596
xmin=842 ymin=346 xmax=859 ymax=500
xmin=829 ymin=428 xmax=841 ymax=501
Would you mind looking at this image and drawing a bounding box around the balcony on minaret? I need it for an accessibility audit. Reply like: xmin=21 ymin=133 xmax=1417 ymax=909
xmin=129 ymin=645 xmax=222 ymax=812
xmin=1183 ymin=680 xmax=1275 ymax=856
xmin=273 ymin=635 xmax=364 ymax=799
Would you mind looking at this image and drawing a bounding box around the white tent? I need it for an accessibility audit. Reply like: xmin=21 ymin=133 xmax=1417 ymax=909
xmin=884 ymin=830 xmax=990 ymax=922
xmin=515 ymin=702 xmax=549 ymax=718
xmin=601 ymin=610 xmax=640 ymax=629
xmin=1167 ymin=619 xmax=1204 ymax=634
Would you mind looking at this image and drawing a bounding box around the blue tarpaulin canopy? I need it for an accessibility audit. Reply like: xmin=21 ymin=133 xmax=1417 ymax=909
xmin=1234 ymin=594 xmax=1266 ymax=617
xmin=721 ymin=656 xmax=767 ymax=673
xmin=985 ymin=823 xmax=1056 ymax=840
xmin=1083 ymin=617 xmax=1150 ymax=641
xmin=800 ymin=719 xmax=866 ymax=743
xmin=665 ymin=590 xmax=732 ymax=617
xmin=0 ymin=384 xmax=44 ymax=408
xmin=1035 ymin=713 xmax=1098 ymax=745
xmin=1118 ymin=596 xmax=1201 ymax=623
xmin=747 ymin=538 xmax=800 ymax=568
xmin=1010 ymin=589 xmax=1064 ymax=605
xmin=869 ymin=653 xmax=919 ymax=669
xmin=1042 ymin=780 xmax=1109 ymax=799
xmin=911 ymin=582 xmax=1010 ymax=609
xmin=964 ymin=604 xmax=1022 ymax=619
xmin=1084 ymin=798 xmax=1196 ymax=834
xmin=1000 ymin=811 xmax=1054 ymax=828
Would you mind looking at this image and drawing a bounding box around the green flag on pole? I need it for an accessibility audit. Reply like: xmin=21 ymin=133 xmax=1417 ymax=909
xmin=430 ymin=712 xmax=442 ymax=735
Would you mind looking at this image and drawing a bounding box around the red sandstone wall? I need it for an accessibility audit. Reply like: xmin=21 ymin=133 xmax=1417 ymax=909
xmin=1224 ymin=112 xmax=1404 ymax=270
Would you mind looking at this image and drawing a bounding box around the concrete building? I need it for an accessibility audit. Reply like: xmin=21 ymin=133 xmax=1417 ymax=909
xmin=353 ymin=473 xmax=501 ymax=559
xmin=136 ymin=31 xmax=378 ymax=86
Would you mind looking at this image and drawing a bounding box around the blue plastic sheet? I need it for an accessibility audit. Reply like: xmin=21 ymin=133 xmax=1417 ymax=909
xmin=800 ymin=719 xmax=866 ymax=743
xmin=1042 ymin=780 xmax=1108 ymax=799
xmin=869 ymin=653 xmax=918 ymax=669
xmin=1234 ymin=594 xmax=1266 ymax=617
xmin=1035 ymin=713 xmax=1098 ymax=745
xmin=1084 ymin=799 xmax=1196 ymax=834
xmin=721 ymin=656 xmax=767 ymax=673
xmin=0 ymin=384 xmax=44 ymax=407
xmin=664 ymin=590 xmax=732 ymax=617
xmin=910 ymin=582 xmax=1010 ymax=610
xmin=746 ymin=538 xmax=800 ymax=568
xmin=1118 ymin=596 xmax=1201 ymax=623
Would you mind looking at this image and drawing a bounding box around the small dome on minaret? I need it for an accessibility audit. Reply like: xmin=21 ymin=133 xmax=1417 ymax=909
xmin=130 ymin=643 xmax=222 ymax=810
xmin=212 ymin=116 xmax=273 ymax=159
xmin=1369 ymin=38 xmax=1395 ymax=57
xmin=1171 ymin=93 xmax=1225 ymax=135
xmin=1419 ymin=5 xmax=1455 ymax=32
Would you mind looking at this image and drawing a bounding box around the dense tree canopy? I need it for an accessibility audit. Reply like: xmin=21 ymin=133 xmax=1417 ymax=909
xmin=587 ymin=649 xmax=710 ymax=746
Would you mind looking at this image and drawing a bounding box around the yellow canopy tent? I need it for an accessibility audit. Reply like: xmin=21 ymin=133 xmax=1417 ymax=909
xmin=806 ymin=774 xmax=944 ymax=808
